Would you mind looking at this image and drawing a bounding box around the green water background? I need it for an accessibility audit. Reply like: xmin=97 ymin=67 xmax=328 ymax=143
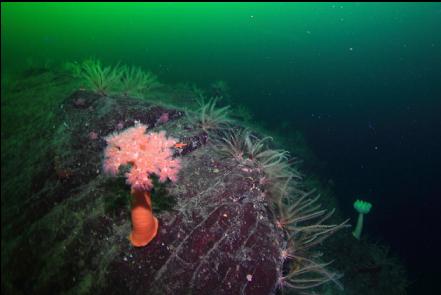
xmin=2 ymin=3 xmax=441 ymax=294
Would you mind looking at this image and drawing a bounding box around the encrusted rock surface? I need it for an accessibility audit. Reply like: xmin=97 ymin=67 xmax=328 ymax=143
xmin=3 ymin=90 xmax=284 ymax=295
xmin=105 ymin=149 xmax=283 ymax=295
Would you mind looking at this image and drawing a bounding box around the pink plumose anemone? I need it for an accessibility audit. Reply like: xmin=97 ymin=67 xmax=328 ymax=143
xmin=103 ymin=123 xmax=181 ymax=191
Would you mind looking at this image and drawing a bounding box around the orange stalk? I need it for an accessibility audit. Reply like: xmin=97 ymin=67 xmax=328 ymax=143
xmin=129 ymin=189 xmax=158 ymax=247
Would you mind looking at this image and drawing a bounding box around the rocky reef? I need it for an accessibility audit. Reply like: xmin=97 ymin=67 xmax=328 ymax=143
xmin=1 ymin=65 xmax=408 ymax=295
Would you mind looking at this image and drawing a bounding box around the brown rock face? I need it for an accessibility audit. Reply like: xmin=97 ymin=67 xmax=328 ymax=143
xmin=105 ymin=153 xmax=284 ymax=295
xmin=2 ymin=90 xmax=284 ymax=295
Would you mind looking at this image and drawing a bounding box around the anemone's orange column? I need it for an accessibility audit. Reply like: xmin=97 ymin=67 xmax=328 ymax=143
xmin=129 ymin=189 xmax=158 ymax=247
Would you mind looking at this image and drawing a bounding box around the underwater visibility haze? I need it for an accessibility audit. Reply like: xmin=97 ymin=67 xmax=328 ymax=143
xmin=2 ymin=2 xmax=441 ymax=294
